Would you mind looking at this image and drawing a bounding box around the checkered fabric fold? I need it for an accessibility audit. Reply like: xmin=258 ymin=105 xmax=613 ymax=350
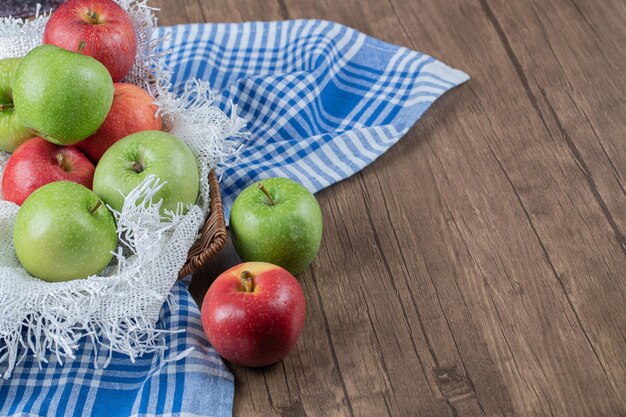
xmin=158 ymin=20 xmax=469 ymax=220
xmin=0 ymin=20 xmax=466 ymax=417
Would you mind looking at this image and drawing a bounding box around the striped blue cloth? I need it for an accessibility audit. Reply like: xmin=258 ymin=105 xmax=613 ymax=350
xmin=0 ymin=20 xmax=467 ymax=417
xmin=0 ymin=279 xmax=234 ymax=417
xmin=159 ymin=20 xmax=469 ymax=220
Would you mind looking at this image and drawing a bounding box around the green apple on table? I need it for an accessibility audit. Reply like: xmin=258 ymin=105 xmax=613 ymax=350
xmin=12 ymin=181 xmax=117 ymax=282
xmin=12 ymin=44 xmax=114 ymax=145
xmin=230 ymin=177 xmax=323 ymax=275
xmin=93 ymin=130 xmax=200 ymax=215
xmin=0 ymin=57 xmax=34 ymax=152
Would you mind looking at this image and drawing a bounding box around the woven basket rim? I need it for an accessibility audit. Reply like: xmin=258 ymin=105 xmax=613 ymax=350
xmin=178 ymin=169 xmax=227 ymax=279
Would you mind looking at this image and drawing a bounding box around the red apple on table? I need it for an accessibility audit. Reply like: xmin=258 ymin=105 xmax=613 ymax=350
xmin=2 ymin=137 xmax=95 ymax=205
xmin=43 ymin=0 xmax=137 ymax=82
xmin=76 ymin=83 xmax=162 ymax=162
xmin=201 ymin=262 xmax=307 ymax=367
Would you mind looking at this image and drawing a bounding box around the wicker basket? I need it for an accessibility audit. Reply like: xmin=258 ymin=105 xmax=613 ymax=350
xmin=178 ymin=169 xmax=227 ymax=279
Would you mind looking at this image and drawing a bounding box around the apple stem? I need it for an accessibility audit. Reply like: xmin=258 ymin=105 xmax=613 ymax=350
xmin=86 ymin=9 xmax=98 ymax=24
xmin=77 ymin=40 xmax=87 ymax=54
xmin=55 ymin=153 xmax=71 ymax=172
xmin=90 ymin=200 xmax=102 ymax=214
xmin=240 ymin=271 xmax=255 ymax=293
xmin=131 ymin=161 xmax=143 ymax=173
xmin=0 ymin=103 xmax=13 ymax=111
xmin=257 ymin=183 xmax=275 ymax=206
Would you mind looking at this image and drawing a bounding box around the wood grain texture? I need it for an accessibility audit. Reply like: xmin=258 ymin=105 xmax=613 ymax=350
xmin=153 ymin=0 xmax=626 ymax=415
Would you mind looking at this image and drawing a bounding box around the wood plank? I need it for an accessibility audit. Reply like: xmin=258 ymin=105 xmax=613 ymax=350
xmin=154 ymin=0 xmax=283 ymax=25
xmin=382 ymin=0 xmax=626 ymax=415
xmin=478 ymin=0 xmax=626 ymax=403
xmin=154 ymin=0 xmax=206 ymax=25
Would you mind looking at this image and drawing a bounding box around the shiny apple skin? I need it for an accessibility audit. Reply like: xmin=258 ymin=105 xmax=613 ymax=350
xmin=2 ymin=137 xmax=95 ymax=205
xmin=76 ymin=83 xmax=162 ymax=162
xmin=43 ymin=0 xmax=137 ymax=82
xmin=201 ymin=262 xmax=307 ymax=367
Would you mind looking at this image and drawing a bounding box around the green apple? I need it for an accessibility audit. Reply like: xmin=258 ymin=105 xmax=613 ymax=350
xmin=0 ymin=58 xmax=19 ymax=105
xmin=0 ymin=58 xmax=34 ymax=152
xmin=230 ymin=177 xmax=323 ymax=275
xmin=0 ymin=58 xmax=22 ymax=107
xmin=12 ymin=45 xmax=114 ymax=145
xmin=13 ymin=181 xmax=117 ymax=282
xmin=93 ymin=130 xmax=200 ymax=214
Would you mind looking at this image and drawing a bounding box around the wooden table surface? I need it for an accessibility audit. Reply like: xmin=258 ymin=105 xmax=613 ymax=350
xmin=154 ymin=0 xmax=626 ymax=416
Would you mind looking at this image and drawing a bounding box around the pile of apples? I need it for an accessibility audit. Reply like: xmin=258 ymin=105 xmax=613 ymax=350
xmin=1 ymin=0 xmax=325 ymax=369
xmin=1 ymin=0 xmax=199 ymax=282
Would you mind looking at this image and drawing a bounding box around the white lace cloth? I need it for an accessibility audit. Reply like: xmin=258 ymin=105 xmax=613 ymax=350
xmin=0 ymin=1 xmax=245 ymax=378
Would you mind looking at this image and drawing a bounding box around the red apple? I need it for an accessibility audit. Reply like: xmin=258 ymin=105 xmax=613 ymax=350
xmin=43 ymin=0 xmax=137 ymax=82
xmin=201 ymin=262 xmax=306 ymax=367
xmin=76 ymin=83 xmax=162 ymax=162
xmin=2 ymin=138 xmax=95 ymax=205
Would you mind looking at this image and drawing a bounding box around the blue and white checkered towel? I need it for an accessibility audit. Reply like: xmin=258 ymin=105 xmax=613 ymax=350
xmin=0 ymin=279 xmax=234 ymax=417
xmin=160 ymin=20 xmax=469 ymax=220
xmin=0 ymin=20 xmax=467 ymax=417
